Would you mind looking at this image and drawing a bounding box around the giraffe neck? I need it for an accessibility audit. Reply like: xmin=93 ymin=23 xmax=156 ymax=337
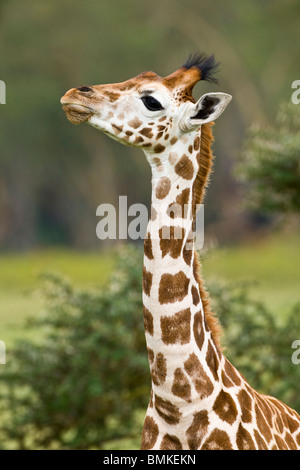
xmin=142 ymin=129 xmax=222 ymax=412
xmin=141 ymin=131 xmax=300 ymax=451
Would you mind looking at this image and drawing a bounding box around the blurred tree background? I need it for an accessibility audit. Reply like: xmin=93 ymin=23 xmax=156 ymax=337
xmin=237 ymin=102 xmax=300 ymax=214
xmin=0 ymin=0 xmax=300 ymax=450
xmin=0 ymin=0 xmax=299 ymax=249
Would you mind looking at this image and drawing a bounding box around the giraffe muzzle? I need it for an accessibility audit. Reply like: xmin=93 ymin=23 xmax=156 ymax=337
xmin=61 ymin=102 xmax=93 ymax=125
xmin=60 ymin=88 xmax=94 ymax=125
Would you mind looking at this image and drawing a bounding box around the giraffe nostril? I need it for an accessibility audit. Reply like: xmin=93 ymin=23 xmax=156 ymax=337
xmin=77 ymin=86 xmax=92 ymax=93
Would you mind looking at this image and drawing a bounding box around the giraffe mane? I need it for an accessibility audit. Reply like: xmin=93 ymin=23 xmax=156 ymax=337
xmin=193 ymin=122 xmax=215 ymax=211
xmin=193 ymin=122 xmax=223 ymax=350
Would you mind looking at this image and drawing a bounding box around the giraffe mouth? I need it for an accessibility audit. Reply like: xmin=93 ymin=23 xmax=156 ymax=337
xmin=61 ymin=102 xmax=94 ymax=125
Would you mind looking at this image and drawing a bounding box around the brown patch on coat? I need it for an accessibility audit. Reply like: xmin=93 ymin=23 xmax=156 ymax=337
xmin=274 ymin=410 xmax=284 ymax=434
xmin=194 ymin=135 xmax=200 ymax=150
xmin=172 ymin=367 xmax=192 ymax=402
xmin=158 ymin=271 xmax=189 ymax=304
xmin=167 ymin=202 xmax=183 ymax=219
xmin=144 ymin=232 xmax=154 ymax=259
xmin=174 ymin=154 xmax=194 ymax=180
xmin=206 ymin=341 xmax=219 ymax=381
xmin=159 ymin=225 xmax=185 ymax=258
xmin=160 ymin=434 xmax=183 ymax=450
xmin=274 ymin=434 xmax=288 ymax=450
xmin=111 ymin=123 xmax=123 ymax=134
xmin=254 ymin=430 xmax=268 ymax=449
xmin=106 ymin=91 xmax=121 ymax=102
xmin=153 ymin=143 xmax=166 ymax=153
xmin=213 ymin=390 xmax=238 ymax=424
xmin=152 ymin=157 xmax=160 ymax=167
xmin=141 ymin=416 xmax=159 ymax=450
xmin=167 ymin=188 xmax=190 ymax=219
xmin=256 ymin=393 xmax=272 ymax=425
xmin=154 ymin=394 xmax=182 ymax=425
xmin=223 ymin=358 xmax=242 ymax=387
xmin=151 ymin=352 xmax=167 ymax=386
xmin=221 ymin=370 xmax=233 ymax=388
xmin=284 ymin=432 xmax=297 ymax=450
xmin=191 ymin=285 xmax=200 ymax=305
xmin=245 ymin=429 xmax=263 ymax=451
xmin=268 ymin=398 xmax=300 ymax=434
xmin=143 ymin=267 xmax=152 ymax=296
xmin=116 ymin=81 xmax=137 ymax=92
xmin=254 ymin=403 xmax=273 ymax=444
xmin=175 ymin=187 xmax=190 ymax=207
xmin=238 ymin=388 xmax=253 ymax=424
xmin=149 ymin=389 xmax=154 ymax=408
xmin=182 ymin=241 xmax=193 ymax=265
xmin=143 ymin=306 xmax=154 ymax=335
xmin=147 ymin=348 xmax=154 ymax=364
xmin=155 ymin=177 xmax=171 ymax=199
xmin=184 ymin=353 xmax=213 ymax=399
xmin=128 ymin=117 xmax=142 ymax=129
xmin=160 ymin=308 xmax=191 ymax=345
xmin=150 ymin=205 xmax=157 ymax=221
xmin=186 ymin=410 xmax=209 ymax=450
xmin=140 ymin=127 xmax=153 ymax=139
xmin=193 ymin=310 xmax=205 ymax=351
xmin=202 ymin=429 xmax=233 ymax=450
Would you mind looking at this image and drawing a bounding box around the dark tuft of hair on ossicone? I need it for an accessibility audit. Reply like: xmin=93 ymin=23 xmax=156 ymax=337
xmin=182 ymin=52 xmax=220 ymax=84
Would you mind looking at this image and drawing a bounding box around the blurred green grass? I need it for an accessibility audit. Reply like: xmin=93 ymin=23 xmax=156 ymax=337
xmin=0 ymin=248 xmax=115 ymax=345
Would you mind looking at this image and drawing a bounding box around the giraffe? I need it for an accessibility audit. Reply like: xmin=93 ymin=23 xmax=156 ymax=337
xmin=60 ymin=53 xmax=300 ymax=450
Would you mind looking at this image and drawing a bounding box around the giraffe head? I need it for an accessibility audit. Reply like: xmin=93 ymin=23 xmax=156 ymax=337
xmin=60 ymin=53 xmax=231 ymax=154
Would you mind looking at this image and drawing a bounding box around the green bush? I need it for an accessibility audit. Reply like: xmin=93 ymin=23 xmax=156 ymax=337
xmin=0 ymin=245 xmax=299 ymax=449
xmin=0 ymin=245 xmax=149 ymax=449
xmin=236 ymin=102 xmax=300 ymax=214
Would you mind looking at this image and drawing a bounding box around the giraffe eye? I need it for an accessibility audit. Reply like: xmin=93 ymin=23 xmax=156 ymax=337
xmin=141 ymin=95 xmax=164 ymax=111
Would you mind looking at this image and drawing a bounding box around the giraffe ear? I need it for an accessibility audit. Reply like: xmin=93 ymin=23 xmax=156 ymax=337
xmin=182 ymin=92 xmax=232 ymax=131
